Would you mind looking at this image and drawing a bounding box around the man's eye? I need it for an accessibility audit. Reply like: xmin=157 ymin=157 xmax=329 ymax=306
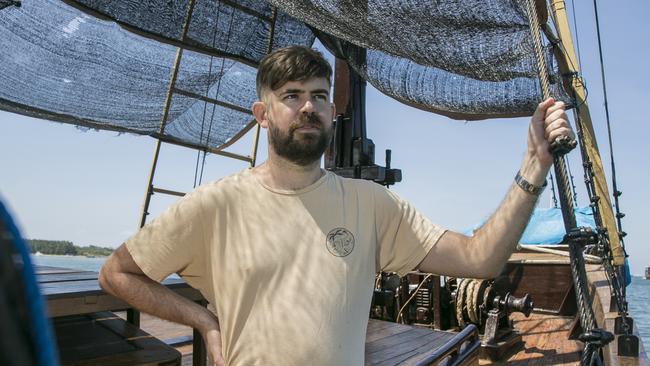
xmin=314 ymin=95 xmax=328 ymax=101
xmin=284 ymin=94 xmax=298 ymax=100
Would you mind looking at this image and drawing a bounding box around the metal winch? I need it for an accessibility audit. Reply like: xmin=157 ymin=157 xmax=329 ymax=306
xmin=453 ymin=278 xmax=533 ymax=360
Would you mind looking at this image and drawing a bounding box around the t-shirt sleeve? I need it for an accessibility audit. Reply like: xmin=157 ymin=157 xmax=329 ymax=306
xmin=125 ymin=187 xmax=208 ymax=286
xmin=374 ymin=186 xmax=446 ymax=277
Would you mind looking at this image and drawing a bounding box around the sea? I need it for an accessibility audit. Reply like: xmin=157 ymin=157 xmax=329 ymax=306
xmin=32 ymin=254 xmax=650 ymax=349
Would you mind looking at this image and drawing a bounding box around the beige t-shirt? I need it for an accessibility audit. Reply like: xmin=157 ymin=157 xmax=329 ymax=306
xmin=126 ymin=169 xmax=445 ymax=365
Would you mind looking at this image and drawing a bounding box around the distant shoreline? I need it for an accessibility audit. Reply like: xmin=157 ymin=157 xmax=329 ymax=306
xmin=27 ymin=239 xmax=114 ymax=257
xmin=31 ymin=253 xmax=109 ymax=258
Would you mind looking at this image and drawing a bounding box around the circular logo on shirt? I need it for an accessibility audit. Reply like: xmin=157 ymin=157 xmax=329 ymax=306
xmin=326 ymin=228 xmax=355 ymax=257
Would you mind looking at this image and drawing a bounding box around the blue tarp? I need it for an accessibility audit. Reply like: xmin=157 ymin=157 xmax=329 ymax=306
xmin=520 ymin=206 xmax=597 ymax=245
xmin=463 ymin=206 xmax=596 ymax=244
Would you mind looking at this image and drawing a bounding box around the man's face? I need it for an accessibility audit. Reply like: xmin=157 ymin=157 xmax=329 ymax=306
xmin=262 ymin=78 xmax=335 ymax=166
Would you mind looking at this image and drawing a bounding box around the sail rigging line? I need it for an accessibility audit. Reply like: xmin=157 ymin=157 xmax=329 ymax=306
xmin=250 ymin=6 xmax=278 ymax=168
xmin=552 ymin=0 xmax=635 ymax=356
xmin=194 ymin=0 xmax=225 ymax=188
xmin=548 ymin=172 xmax=559 ymax=208
xmin=197 ymin=4 xmax=238 ymax=186
xmin=569 ymin=0 xmax=583 ymax=72
xmin=592 ymin=0 xmax=627 ymax=245
xmin=523 ymin=0 xmax=613 ymax=363
xmin=542 ymin=18 xmax=590 ymax=112
xmin=590 ymin=0 xmax=633 ymax=335
xmin=140 ymin=0 xmax=198 ymax=227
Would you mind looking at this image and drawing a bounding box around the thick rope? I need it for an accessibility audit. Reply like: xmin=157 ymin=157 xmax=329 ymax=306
xmin=565 ymin=155 xmax=579 ymax=205
xmin=522 ymin=1 xmax=606 ymax=363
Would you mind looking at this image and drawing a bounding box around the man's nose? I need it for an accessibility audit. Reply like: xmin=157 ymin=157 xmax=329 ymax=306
xmin=300 ymin=99 xmax=315 ymax=113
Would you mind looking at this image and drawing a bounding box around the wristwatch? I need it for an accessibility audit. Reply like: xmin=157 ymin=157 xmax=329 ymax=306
xmin=515 ymin=171 xmax=547 ymax=196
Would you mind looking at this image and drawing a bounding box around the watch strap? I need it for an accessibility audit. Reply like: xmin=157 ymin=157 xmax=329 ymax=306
xmin=514 ymin=171 xmax=547 ymax=196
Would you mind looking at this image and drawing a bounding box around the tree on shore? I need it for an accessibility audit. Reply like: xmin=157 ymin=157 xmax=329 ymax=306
xmin=26 ymin=239 xmax=113 ymax=256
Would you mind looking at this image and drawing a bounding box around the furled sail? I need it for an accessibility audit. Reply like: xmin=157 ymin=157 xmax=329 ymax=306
xmin=0 ymin=0 xmax=568 ymax=150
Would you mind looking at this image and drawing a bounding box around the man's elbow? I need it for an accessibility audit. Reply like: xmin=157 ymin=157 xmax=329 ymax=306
xmin=468 ymin=238 xmax=512 ymax=279
xmin=98 ymin=253 xmax=119 ymax=294
xmin=98 ymin=261 xmax=111 ymax=292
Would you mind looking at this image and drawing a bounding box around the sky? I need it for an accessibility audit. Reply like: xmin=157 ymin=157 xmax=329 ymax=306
xmin=1 ymin=1 xmax=649 ymax=274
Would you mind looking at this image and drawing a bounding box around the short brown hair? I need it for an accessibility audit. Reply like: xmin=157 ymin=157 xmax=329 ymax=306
xmin=256 ymin=46 xmax=332 ymax=98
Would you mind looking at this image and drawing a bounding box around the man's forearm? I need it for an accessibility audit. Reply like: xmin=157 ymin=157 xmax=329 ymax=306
xmin=420 ymin=99 xmax=570 ymax=278
xmin=468 ymin=154 xmax=550 ymax=277
xmin=99 ymin=254 xmax=218 ymax=335
xmin=419 ymin=154 xmax=550 ymax=278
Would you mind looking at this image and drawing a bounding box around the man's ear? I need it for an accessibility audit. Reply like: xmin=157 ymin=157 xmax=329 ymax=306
xmin=252 ymin=101 xmax=268 ymax=129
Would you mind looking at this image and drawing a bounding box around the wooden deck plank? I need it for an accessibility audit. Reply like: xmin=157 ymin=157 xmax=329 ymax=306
xmin=374 ymin=332 xmax=458 ymax=366
xmin=508 ymin=251 xmax=570 ymax=263
xmin=53 ymin=312 xmax=182 ymax=366
xmin=367 ymin=318 xmax=404 ymax=333
xmin=134 ymin=315 xmax=463 ymax=366
xmin=480 ymin=313 xmax=581 ymax=365
xmin=366 ymin=321 xmax=415 ymax=343
xmin=115 ymin=312 xmax=194 ymax=342
xmin=366 ymin=327 xmax=443 ymax=355
xmin=40 ymin=277 xmax=189 ymax=298
xmin=366 ymin=330 xmax=451 ymax=361
xmin=37 ymin=272 xmax=99 ymax=283
xmin=33 ymin=265 xmax=82 ymax=274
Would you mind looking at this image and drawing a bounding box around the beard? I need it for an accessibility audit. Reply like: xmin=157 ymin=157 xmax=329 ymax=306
xmin=268 ymin=113 xmax=332 ymax=166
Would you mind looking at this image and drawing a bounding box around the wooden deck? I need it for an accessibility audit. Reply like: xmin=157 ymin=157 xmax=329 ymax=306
xmin=126 ymin=313 xmax=582 ymax=366
xmin=40 ymin=260 xmax=648 ymax=365
xmin=480 ymin=313 xmax=581 ymax=365
xmin=37 ymin=265 xmax=206 ymax=365
xmin=128 ymin=311 xmax=582 ymax=365
xmin=131 ymin=312 xmax=580 ymax=365
xmin=37 ymin=265 xmax=203 ymax=318
xmin=117 ymin=312 xmax=479 ymax=365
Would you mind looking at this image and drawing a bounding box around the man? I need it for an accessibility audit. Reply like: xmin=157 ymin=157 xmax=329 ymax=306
xmin=99 ymin=46 xmax=573 ymax=365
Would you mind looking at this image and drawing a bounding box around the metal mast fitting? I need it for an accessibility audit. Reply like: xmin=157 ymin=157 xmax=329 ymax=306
xmin=325 ymin=57 xmax=402 ymax=186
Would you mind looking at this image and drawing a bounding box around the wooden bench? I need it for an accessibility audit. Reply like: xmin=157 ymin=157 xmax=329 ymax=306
xmin=53 ymin=311 xmax=181 ymax=366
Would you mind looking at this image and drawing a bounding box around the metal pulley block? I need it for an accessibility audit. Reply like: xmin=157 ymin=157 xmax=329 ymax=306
xmin=564 ymin=226 xmax=599 ymax=247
